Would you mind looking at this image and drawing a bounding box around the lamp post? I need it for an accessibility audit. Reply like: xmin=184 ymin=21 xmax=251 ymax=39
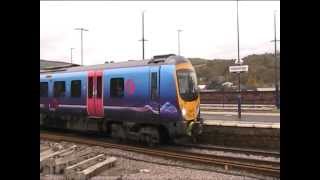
xmin=139 ymin=11 xmax=147 ymax=60
xmin=177 ymin=29 xmax=183 ymax=55
xmin=236 ymin=0 xmax=242 ymax=120
xmin=273 ymin=11 xmax=280 ymax=109
xmin=74 ymin=28 xmax=89 ymax=65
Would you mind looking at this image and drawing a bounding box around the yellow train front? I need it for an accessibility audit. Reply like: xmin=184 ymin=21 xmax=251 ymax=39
xmin=40 ymin=54 xmax=203 ymax=145
xmin=174 ymin=56 xmax=203 ymax=138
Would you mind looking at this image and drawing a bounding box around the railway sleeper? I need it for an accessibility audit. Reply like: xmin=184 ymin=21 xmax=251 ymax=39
xmin=57 ymin=149 xmax=104 ymax=174
xmin=64 ymin=154 xmax=117 ymax=180
xmin=46 ymin=146 xmax=89 ymax=174
xmin=40 ymin=145 xmax=77 ymax=174
xmin=71 ymin=157 xmax=116 ymax=180
xmin=40 ymin=145 xmax=51 ymax=153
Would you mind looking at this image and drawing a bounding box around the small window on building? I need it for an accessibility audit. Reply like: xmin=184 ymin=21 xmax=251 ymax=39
xmin=151 ymin=72 xmax=158 ymax=100
xmin=40 ymin=82 xmax=48 ymax=97
xmin=54 ymin=81 xmax=66 ymax=98
xmin=110 ymin=78 xmax=124 ymax=98
xmin=71 ymin=80 xmax=81 ymax=97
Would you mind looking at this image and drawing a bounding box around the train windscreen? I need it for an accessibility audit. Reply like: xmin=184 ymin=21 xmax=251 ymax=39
xmin=177 ymin=69 xmax=199 ymax=101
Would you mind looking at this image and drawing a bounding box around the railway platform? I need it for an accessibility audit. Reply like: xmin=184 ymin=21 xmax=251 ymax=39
xmin=198 ymin=119 xmax=280 ymax=151
xmin=201 ymin=110 xmax=280 ymax=123
xmin=202 ymin=111 xmax=280 ymax=116
xmin=204 ymin=120 xmax=280 ymax=129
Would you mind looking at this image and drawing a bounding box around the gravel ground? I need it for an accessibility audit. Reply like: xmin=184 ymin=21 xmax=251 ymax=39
xmin=93 ymin=157 xmax=259 ymax=180
xmin=40 ymin=139 xmax=278 ymax=180
xmin=40 ymin=174 xmax=64 ymax=180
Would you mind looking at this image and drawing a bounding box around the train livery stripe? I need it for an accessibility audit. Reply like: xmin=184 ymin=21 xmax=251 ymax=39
xmin=59 ymin=105 xmax=87 ymax=108
xmin=40 ymin=104 xmax=87 ymax=108
xmin=104 ymin=106 xmax=160 ymax=114
xmin=40 ymin=104 xmax=160 ymax=112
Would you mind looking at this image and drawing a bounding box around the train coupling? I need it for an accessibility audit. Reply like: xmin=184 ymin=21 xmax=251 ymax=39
xmin=186 ymin=118 xmax=203 ymax=137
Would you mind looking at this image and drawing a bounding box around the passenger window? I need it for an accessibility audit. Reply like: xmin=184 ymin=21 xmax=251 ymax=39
xmin=110 ymin=78 xmax=124 ymax=98
xmin=54 ymin=81 xmax=66 ymax=98
xmin=151 ymin=72 xmax=158 ymax=100
xmin=40 ymin=82 xmax=48 ymax=97
xmin=71 ymin=80 xmax=81 ymax=97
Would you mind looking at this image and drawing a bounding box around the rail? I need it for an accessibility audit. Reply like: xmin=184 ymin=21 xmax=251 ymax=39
xmin=174 ymin=143 xmax=280 ymax=158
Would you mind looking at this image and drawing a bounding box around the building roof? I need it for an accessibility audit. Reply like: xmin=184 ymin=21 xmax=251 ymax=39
xmin=40 ymin=59 xmax=80 ymax=69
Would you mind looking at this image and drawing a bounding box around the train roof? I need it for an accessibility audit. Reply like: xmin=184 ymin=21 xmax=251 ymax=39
xmin=40 ymin=54 xmax=190 ymax=74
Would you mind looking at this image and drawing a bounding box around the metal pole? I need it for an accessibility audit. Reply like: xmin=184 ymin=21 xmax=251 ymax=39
xmin=237 ymin=0 xmax=240 ymax=64
xmin=238 ymin=72 xmax=241 ymax=119
xmin=138 ymin=11 xmax=147 ymax=60
xmin=75 ymin=28 xmax=88 ymax=65
xmin=236 ymin=0 xmax=241 ymax=119
xmin=274 ymin=11 xmax=280 ymax=109
xmin=177 ymin=29 xmax=183 ymax=55
xmin=81 ymin=30 xmax=83 ymax=65
xmin=142 ymin=11 xmax=145 ymax=60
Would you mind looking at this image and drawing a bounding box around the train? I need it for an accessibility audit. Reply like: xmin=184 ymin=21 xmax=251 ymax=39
xmin=40 ymin=54 xmax=203 ymax=145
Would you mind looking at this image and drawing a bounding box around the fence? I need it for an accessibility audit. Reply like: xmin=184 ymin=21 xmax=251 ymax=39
xmin=200 ymin=91 xmax=279 ymax=105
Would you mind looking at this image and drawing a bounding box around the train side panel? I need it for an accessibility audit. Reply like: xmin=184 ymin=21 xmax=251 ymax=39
xmin=40 ymin=72 xmax=88 ymax=129
xmin=103 ymin=66 xmax=152 ymax=123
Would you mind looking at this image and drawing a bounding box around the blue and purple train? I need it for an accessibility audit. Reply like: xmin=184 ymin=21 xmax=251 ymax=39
xmin=40 ymin=54 xmax=203 ymax=145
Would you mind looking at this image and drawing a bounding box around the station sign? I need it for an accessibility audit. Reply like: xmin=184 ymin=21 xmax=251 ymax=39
xmin=229 ymin=65 xmax=249 ymax=73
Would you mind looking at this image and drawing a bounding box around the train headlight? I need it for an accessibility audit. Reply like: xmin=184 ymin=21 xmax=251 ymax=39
xmin=182 ymin=108 xmax=186 ymax=117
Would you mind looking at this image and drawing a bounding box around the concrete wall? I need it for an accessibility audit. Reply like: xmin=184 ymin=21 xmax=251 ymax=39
xmin=198 ymin=125 xmax=280 ymax=151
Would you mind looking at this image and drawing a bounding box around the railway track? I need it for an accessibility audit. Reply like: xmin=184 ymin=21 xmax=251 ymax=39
xmin=174 ymin=143 xmax=280 ymax=159
xmin=40 ymin=131 xmax=280 ymax=178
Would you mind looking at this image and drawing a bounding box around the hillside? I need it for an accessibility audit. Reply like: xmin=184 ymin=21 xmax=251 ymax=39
xmin=190 ymin=52 xmax=280 ymax=90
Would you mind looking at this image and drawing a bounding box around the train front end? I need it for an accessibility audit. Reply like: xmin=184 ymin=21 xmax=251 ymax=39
xmin=174 ymin=57 xmax=203 ymax=138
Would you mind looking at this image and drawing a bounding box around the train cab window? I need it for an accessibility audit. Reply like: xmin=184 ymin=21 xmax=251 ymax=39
xmin=151 ymin=72 xmax=158 ymax=100
xmin=71 ymin=80 xmax=81 ymax=97
xmin=110 ymin=78 xmax=124 ymax=98
xmin=54 ymin=81 xmax=66 ymax=98
xmin=177 ymin=69 xmax=199 ymax=101
xmin=40 ymin=82 xmax=48 ymax=97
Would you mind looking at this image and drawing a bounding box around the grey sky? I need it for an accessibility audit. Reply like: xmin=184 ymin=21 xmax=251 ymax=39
xmin=40 ymin=1 xmax=280 ymax=65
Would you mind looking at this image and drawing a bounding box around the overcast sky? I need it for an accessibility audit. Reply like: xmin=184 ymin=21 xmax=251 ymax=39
xmin=40 ymin=1 xmax=280 ymax=65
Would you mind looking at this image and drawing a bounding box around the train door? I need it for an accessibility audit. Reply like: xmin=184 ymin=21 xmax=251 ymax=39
xmin=150 ymin=66 xmax=160 ymax=118
xmin=87 ymin=71 xmax=104 ymax=118
xmin=95 ymin=71 xmax=104 ymax=116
